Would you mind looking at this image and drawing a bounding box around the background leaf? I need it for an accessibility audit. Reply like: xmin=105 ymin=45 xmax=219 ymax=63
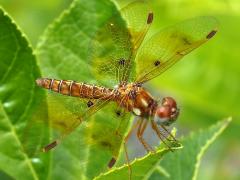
xmin=95 ymin=142 xmax=182 ymax=180
xmin=0 ymin=8 xmax=46 ymax=180
xmin=150 ymin=118 xmax=232 ymax=180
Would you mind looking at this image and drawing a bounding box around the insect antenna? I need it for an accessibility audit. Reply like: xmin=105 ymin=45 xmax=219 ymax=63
xmin=111 ymin=119 xmax=142 ymax=180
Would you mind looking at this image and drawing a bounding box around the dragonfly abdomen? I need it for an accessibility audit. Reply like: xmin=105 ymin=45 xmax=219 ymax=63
xmin=36 ymin=78 xmax=113 ymax=99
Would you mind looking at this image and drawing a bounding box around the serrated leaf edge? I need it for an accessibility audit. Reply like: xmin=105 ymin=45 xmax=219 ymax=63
xmin=192 ymin=117 xmax=232 ymax=180
xmin=94 ymin=144 xmax=182 ymax=179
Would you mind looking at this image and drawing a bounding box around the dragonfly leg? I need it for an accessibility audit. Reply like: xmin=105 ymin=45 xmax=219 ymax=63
xmin=114 ymin=111 xmax=125 ymax=136
xmin=122 ymin=119 xmax=143 ymax=179
xmin=160 ymin=125 xmax=178 ymax=142
xmin=108 ymin=119 xmax=143 ymax=180
xmin=114 ymin=96 xmax=129 ymax=136
xmin=151 ymin=120 xmax=173 ymax=151
xmin=137 ymin=119 xmax=154 ymax=152
xmin=108 ymin=119 xmax=140 ymax=168
xmin=125 ymin=119 xmax=141 ymax=142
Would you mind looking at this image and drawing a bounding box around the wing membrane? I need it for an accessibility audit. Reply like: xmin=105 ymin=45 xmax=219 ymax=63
xmin=89 ymin=0 xmax=153 ymax=85
xmin=88 ymin=9 xmax=133 ymax=86
xmin=135 ymin=16 xmax=218 ymax=84
xmin=85 ymin=102 xmax=131 ymax=164
xmin=121 ymin=0 xmax=152 ymax=51
xmin=120 ymin=0 xmax=153 ymax=82
xmin=23 ymin=88 xmax=110 ymax=156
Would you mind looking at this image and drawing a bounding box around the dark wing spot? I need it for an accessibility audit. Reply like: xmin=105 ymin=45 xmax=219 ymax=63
xmin=154 ymin=60 xmax=161 ymax=66
xmin=87 ymin=100 xmax=94 ymax=107
xmin=206 ymin=30 xmax=217 ymax=39
xmin=115 ymin=110 xmax=121 ymax=117
xmin=108 ymin=157 xmax=116 ymax=168
xmin=118 ymin=58 xmax=125 ymax=66
xmin=147 ymin=12 xmax=154 ymax=24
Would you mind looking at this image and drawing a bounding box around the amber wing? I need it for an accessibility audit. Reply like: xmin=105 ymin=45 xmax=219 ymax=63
xmin=135 ymin=16 xmax=218 ymax=84
xmin=89 ymin=0 xmax=153 ymax=86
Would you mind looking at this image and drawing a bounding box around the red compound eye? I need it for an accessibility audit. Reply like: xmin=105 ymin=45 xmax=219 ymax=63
xmin=156 ymin=105 xmax=172 ymax=119
xmin=162 ymin=97 xmax=177 ymax=109
xmin=154 ymin=97 xmax=179 ymax=126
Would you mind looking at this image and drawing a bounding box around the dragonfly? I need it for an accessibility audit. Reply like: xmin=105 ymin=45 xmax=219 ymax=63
xmin=25 ymin=0 xmax=218 ymax=177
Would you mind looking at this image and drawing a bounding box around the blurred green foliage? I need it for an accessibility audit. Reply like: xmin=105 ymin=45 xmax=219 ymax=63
xmin=0 ymin=0 xmax=72 ymax=46
xmin=0 ymin=0 xmax=239 ymax=179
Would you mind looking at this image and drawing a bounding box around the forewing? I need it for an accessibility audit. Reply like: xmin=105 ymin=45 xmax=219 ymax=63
xmin=135 ymin=16 xmax=219 ymax=84
xmin=88 ymin=9 xmax=133 ymax=86
xmin=121 ymin=0 xmax=153 ymax=51
xmin=120 ymin=0 xmax=153 ymax=82
xmin=89 ymin=0 xmax=153 ymax=85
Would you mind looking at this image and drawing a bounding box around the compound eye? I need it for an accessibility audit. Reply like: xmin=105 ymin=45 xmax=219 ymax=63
xmin=156 ymin=105 xmax=172 ymax=119
xmin=162 ymin=97 xmax=177 ymax=109
xmin=154 ymin=106 xmax=172 ymax=125
xmin=155 ymin=97 xmax=179 ymax=126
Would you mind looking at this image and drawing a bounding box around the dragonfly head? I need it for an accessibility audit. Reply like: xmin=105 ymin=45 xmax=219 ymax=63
xmin=154 ymin=97 xmax=179 ymax=126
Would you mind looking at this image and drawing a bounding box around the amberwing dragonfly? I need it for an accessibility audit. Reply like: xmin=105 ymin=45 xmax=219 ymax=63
xmin=25 ymin=0 xmax=218 ymax=177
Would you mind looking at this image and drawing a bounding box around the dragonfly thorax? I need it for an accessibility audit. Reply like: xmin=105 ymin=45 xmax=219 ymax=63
xmin=114 ymin=84 xmax=179 ymax=125
xmin=115 ymin=83 xmax=158 ymax=117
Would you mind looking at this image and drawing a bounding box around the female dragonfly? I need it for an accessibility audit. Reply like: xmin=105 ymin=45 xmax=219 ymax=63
xmin=25 ymin=0 xmax=218 ymax=178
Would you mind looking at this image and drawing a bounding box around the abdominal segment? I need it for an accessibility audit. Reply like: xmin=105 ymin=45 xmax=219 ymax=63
xmin=36 ymin=78 xmax=113 ymax=100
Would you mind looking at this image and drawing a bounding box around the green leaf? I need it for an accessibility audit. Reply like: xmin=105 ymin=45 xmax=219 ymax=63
xmin=0 ymin=7 xmax=45 ymax=180
xmin=0 ymin=105 xmax=37 ymax=180
xmin=95 ymin=142 xmax=182 ymax=180
xmin=149 ymin=117 xmax=232 ymax=180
